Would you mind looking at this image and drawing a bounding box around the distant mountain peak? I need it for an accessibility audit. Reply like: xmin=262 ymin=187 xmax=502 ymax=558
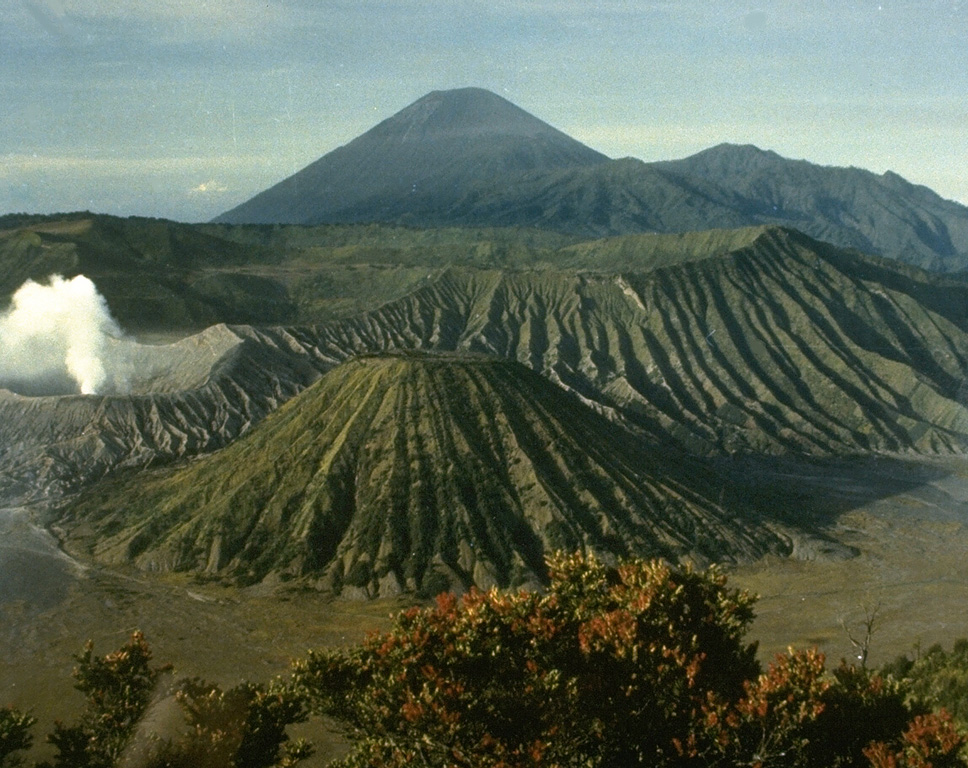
xmin=213 ymin=92 xmax=968 ymax=270
xmin=374 ymin=87 xmax=563 ymax=142
xmin=214 ymin=88 xmax=607 ymax=226
xmin=672 ymin=143 xmax=790 ymax=171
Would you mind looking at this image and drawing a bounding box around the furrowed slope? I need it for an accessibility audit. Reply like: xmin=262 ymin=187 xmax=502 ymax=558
xmin=62 ymin=354 xmax=788 ymax=595
xmin=8 ymin=227 xmax=968 ymax=510
xmin=308 ymin=228 xmax=968 ymax=455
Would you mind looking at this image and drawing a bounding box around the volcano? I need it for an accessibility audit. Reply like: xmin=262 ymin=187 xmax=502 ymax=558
xmin=213 ymin=89 xmax=968 ymax=270
xmin=213 ymin=87 xmax=607 ymax=226
xmin=60 ymin=353 xmax=788 ymax=596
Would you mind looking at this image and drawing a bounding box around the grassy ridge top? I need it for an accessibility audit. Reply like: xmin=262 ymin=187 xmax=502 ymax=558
xmin=0 ymin=214 xmax=796 ymax=330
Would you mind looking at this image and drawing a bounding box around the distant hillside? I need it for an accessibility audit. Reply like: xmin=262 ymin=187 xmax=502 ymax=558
xmin=213 ymin=89 xmax=968 ymax=271
xmin=0 ymin=213 xmax=782 ymax=331
xmin=0 ymin=213 xmax=296 ymax=330
xmin=60 ymin=353 xmax=789 ymax=595
xmin=655 ymin=144 xmax=968 ymax=272
xmin=0 ymin=213 xmax=572 ymax=330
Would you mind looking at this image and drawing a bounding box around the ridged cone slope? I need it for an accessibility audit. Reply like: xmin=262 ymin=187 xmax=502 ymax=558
xmin=305 ymin=228 xmax=968 ymax=455
xmin=63 ymin=354 xmax=786 ymax=596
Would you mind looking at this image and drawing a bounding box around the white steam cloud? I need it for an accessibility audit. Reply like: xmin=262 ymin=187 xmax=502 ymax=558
xmin=0 ymin=274 xmax=131 ymax=396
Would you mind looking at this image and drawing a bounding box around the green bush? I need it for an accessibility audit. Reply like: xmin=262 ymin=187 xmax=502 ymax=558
xmin=5 ymin=557 xmax=968 ymax=767
xmin=137 ymin=677 xmax=312 ymax=768
xmin=26 ymin=632 xmax=310 ymax=768
xmin=0 ymin=706 xmax=35 ymax=767
xmin=884 ymin=639 xmax=968 ymax=727
xmin=40 ymin=631 xmax=166 ymax=768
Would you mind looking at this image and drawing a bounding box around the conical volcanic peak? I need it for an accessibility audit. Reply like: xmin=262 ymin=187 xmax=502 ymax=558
xmin=61 ymin=353 xmax=787 ymax=597
xmin=213 ymin=88 xmax=607 ymax=225
xmin=366 ymin=87 xmax=583 ymax=143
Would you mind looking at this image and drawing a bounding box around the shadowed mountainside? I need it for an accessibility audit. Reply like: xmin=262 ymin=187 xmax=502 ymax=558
xmin=60 ymin=353 xmax=791 ymax=595
xmin=655 ymin=144 xmax=968 ymax=272
xmin=0 ymin=213 xmax=574 ymax=331
xmin=0 ymin=214 xmax=296 ymax=330
xmin=0 ymin=213 xmax=798 ymax=332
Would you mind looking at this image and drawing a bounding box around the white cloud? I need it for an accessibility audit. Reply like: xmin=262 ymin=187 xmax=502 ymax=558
xmin=189 ymin=180 xmax=229 ymax=195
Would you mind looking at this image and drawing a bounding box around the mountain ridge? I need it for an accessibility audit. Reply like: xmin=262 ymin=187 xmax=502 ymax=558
xmin=213 ymin=88 xmax=968 ymax=271
xmin=6 ymin=224 xmax=968 ymax=512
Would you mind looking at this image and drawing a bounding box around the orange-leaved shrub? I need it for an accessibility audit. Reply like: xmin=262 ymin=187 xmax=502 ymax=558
xmin=293 ymin=553 xmax=967 ymax=768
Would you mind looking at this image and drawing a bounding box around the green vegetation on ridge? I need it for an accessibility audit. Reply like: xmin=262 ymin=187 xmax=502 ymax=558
xmin=1 ymin=213 xmax=902 ymax=331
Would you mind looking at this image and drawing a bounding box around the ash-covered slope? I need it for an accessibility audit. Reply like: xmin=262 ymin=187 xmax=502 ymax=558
xmin=61 ymin=353 xmax=788 ymax=595
xmin=0 ymin=325 xmax=328 ymax=505
xmin=214 ymin=88 xmax=607 ymax=226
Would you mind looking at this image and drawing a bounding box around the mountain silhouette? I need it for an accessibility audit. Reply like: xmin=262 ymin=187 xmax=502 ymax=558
xmin=215 ymin=89 xmax=968 ymax=270
xmin=655 ymin=144 xmax=968 ymax=271
xmin=214 ymin=87 xmax=607 ymax=226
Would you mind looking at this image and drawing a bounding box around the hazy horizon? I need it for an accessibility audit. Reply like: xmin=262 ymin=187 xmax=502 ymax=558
xmin=4 ymin=1 xmax=967 ymax=222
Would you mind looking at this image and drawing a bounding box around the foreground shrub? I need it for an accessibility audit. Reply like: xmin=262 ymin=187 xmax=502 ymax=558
xmin=28 ymin=632 xmax=310 ymax=768
xmin=40 ymin=631 xmax=167 ymax=768
xmin=695 ymin=651 xmax=914 ymax=767
xmin=294 ymin=553 xmax=761 ymax=767
xmin=0 ymin=706 xmax=35 ymax=767
xmin=138 ymin=677 xmax=312 ymax=768
xmin=294 ymin=553 xmax=968 ymax=768
xmin=884 ymin=639 xmax=968 ymax=728
xmin=864 ymin=711 xmax=966 ymax=768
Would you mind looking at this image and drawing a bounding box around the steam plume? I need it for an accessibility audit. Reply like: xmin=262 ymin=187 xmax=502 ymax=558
xmin=0 ymin=274 xmax=130 ymax=396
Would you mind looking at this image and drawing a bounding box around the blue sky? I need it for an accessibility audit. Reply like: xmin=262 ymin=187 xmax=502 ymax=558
xmin=3 ymin=0 xmax=966 ymax=222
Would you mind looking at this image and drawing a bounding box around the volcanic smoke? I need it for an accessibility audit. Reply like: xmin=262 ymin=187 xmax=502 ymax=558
xmin=0 ymin=274 xmax=130 ymax=396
